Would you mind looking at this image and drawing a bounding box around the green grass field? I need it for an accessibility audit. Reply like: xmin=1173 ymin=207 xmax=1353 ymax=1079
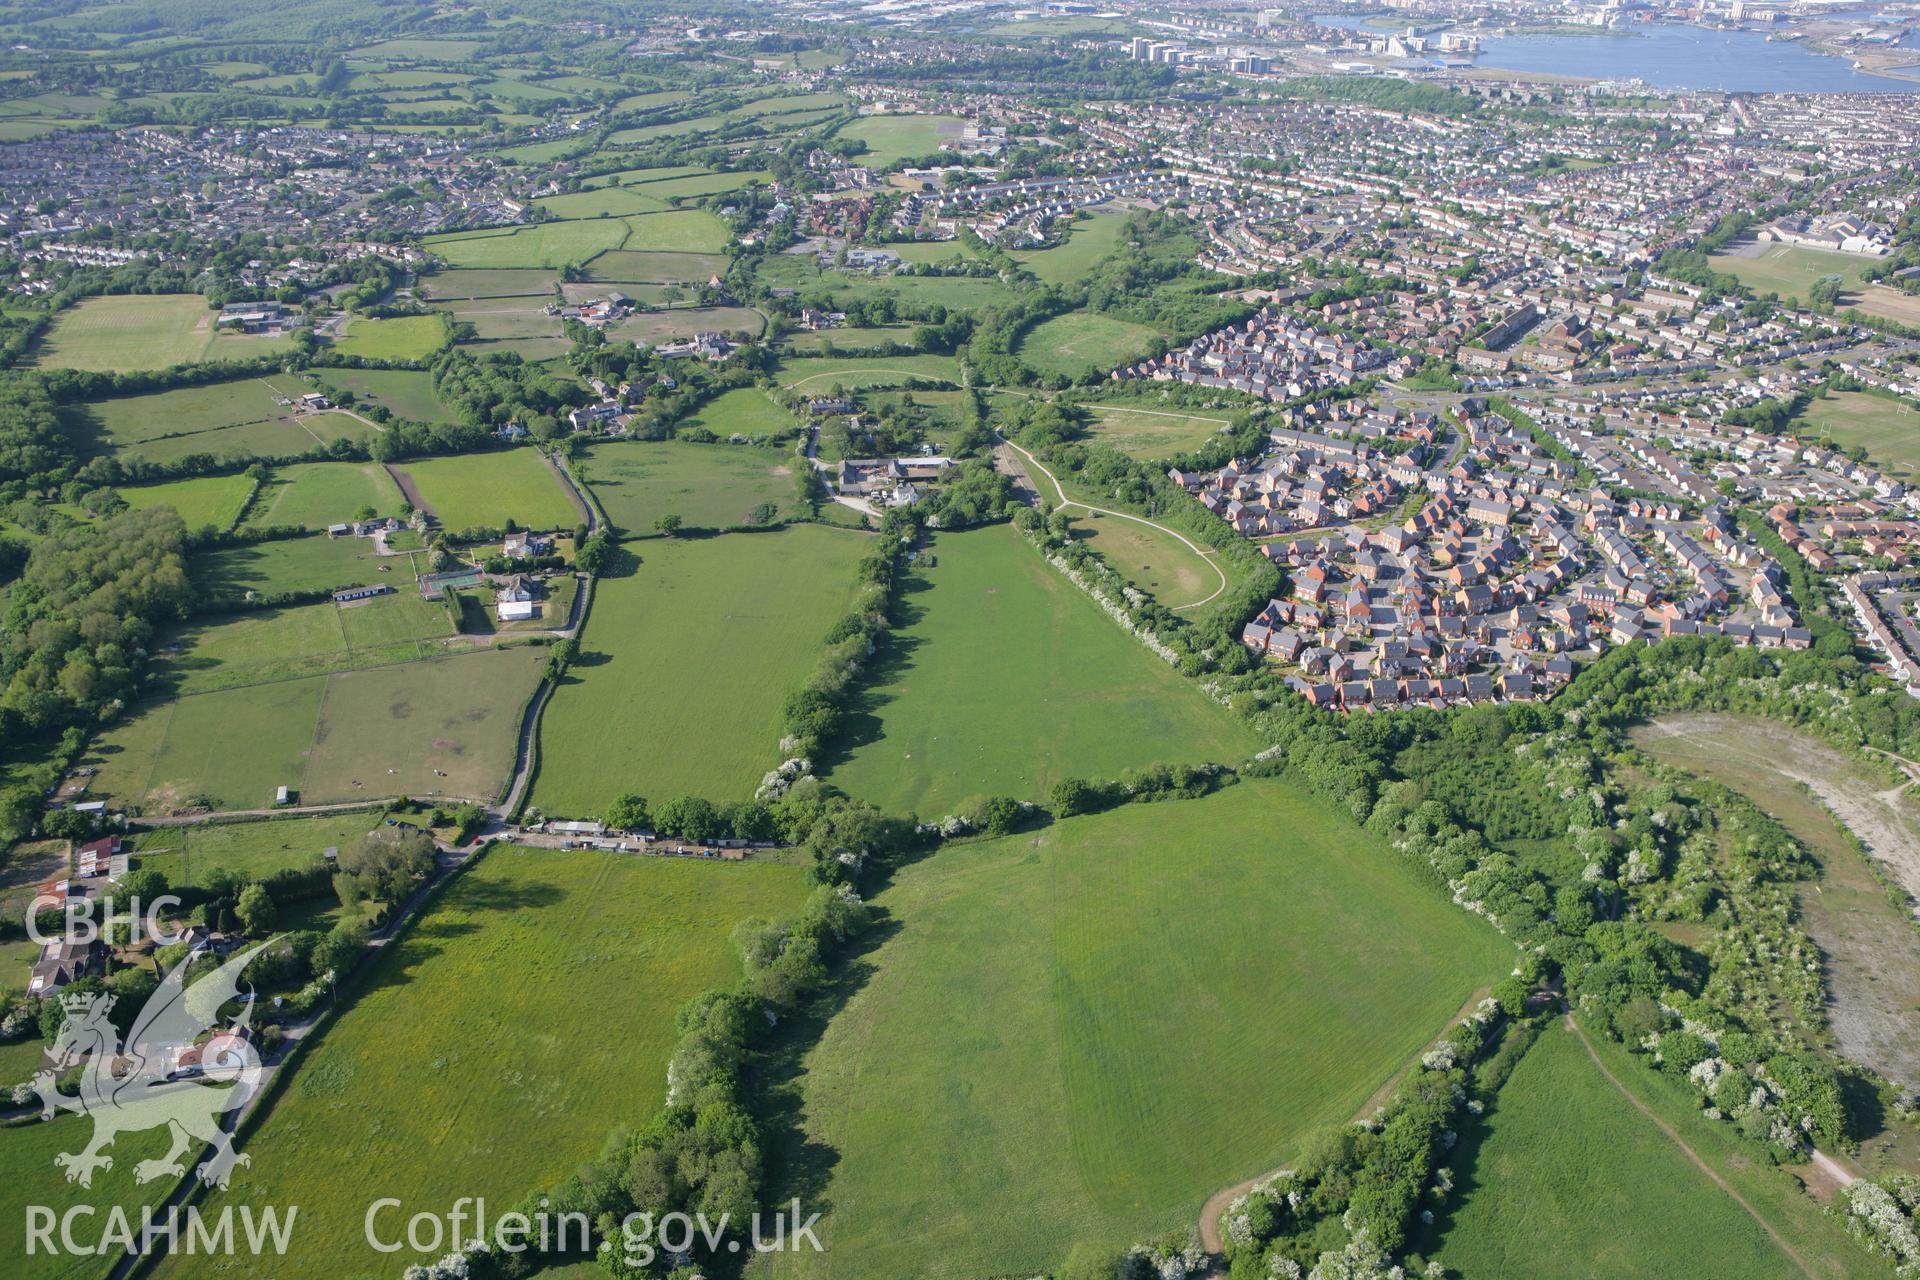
xmin=620 ymin=209 xmax=732 ymax=253
xmin=431 ymin=295 xmax=565 ymax=343
xmin=246 ymin=461 xmax=406 ymax=531
xmin=826 ymin=523 xmax=1258 ymax=816
xmin=396 ymin=450 xmax=581 ymax=532
xmin=1011 ymin=212 xmax=1131 ymax=286
xmin=119 ymin=473 xmax=256 ymax=531
xmin=71 ymin=373 xmax=371 ymax=465
xmin=1066 ymin=511 xmax=1220 ymax=611
xmin=192 ymin=533 xmax=392 ymax=597
xmin=1434 ymin=1022 xmax=1847 ymax=1280
xmin=777 ymin=353 xmax=962 ymax=391
xmin=626 ymin=169 xmax=769 ymax=199
xmin=765 ymin=780 xmax=1512 ymax=1278
xmin=585 ymin=250 xmax=730 ymax=283
xmin=614 ymin=305 xmax=765 ymax=346
xmin=779 ymin=324 xmax=922 ymax=354
xmin=679 ymin=386 xmax=798 ymax=439
xmin=153 ymin=845 xmax=807 ymax=1279
xmin=419 ymin=268 xmax=557 ymax=299
xmin=154 ymin=591 xmax=456 ymax=695
xmin=1082 ymin=402 xmax=1232 ymax=459
xmin=311 ymin=369 xmax=458 ymax=424
xmin=73 ymin=376 xmax=302 ymax=447
xmin=1795 ymin=390 xmax=1920 ymax=479
xmin=582 ymin=439 xmax=798 ymax=532
xmin=1708 ymin=241 xmax=1872 ymax=300
xmin=34 ymin=295 xmax=293 ymax=372
xmin=832 ymin=113 xmax=965 ymax=166
xmin=533 ymin=526 xmax=867 ymax=817
xmin=0 ymin=1115 xmax=179 ymax=1280
xmin=424 ymin=219 xmax=632 ymax=270
xmin=87 ymin=644 xmax=545 ymax=812
xmin=1016 ymin=309 xmax=1163 ymax=380
xmin=330 ymin=314 xmax=448 ymax=361
xmin=534 ymin=186 xmax=672 ymax=217
xmin=127 ymin=811 xmax=385 ymax=887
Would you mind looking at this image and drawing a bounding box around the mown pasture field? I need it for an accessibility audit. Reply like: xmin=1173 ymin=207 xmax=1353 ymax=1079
xmin=1082 ymin=401 xmax=1232 ymax=459
xmin=330 ymin=314 xmax=448 ymax=362
xmin=431 ymin=295 xmax=564 ymax=344
xmin=626 ymin=169 xmax=770 ymax=199
xmin=127 ymin=811 xmax=386 ymax=887
xmin=1016 ymin=309 xmax=1163 ymax=380
xmin=1065 ymin=509 xmax=1219 ymax=611
xmin=585 ymin=249 xmax=730 ymax=283
xmin=154 ymin=845 xmax=808 ymax=1280
xmin=192 ymin=532 xmax=393 ymax=597
xmin=424 ymin=219 xmax=631 ymax=270
xmin=533 ymin=186 xmax=671 ymax=217
xmin=764 ymin=781 xmax=1513 ymax=1279
xmin=755 ymin=256 xmax=1012 ymax=312
xmin=245 ymin=461 xmax=406 ymax=531
xmin=1011 ymin=211 xmax=1131 ymax=286
xmin=86 ymin=645 xmax=545 ymax=812
xmin=581 ymin=439 xmax=798 ymax=533
xmin=118 ymin=473 xmax=256 ymax=530
xmin=582 ymin=161 xmax=704 ymax=187
xmin=831 ymin=113 xmax=965 ymax=166
xmin=778 ymin=324 xmax=921 ymax=354
xmin=615 ymin=304 xmax=764 ymax=344
xmin=66 ymin=375 xmax=366 ymax=465
xmin=395 ymin=450 xmax=581 ymax=532
xmin=620 ymin=209 xmax=732 ymax=254
xmin=312 ymin=368 xmax=459 ymax=424
xmin=33 ymin=294 xmax=293 ymax=372
xmin=153 ymin=591 xmax=456 ymax=695
xmin=532 ymin=526 xmax=867 ymax=817
xmin=70 ymin=376 xmax=294 ymax=447
xmin=1434 ymin=1022 xmax=1857 ymax=1280
xmin=419 ymin=268 xmax=557 ymax=299
xmin=825 ymin=523 xmax=1258 ymax=816
xmin=298 ymin=645 xmax=546 ymax=806
xmin=679 ymin=386 xmax=799 ymax=438
xmin=776 ymin=353 xmax=962 ymax=391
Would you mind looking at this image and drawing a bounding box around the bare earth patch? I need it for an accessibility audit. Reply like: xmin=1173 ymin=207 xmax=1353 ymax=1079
xmin=1635 ymin=713 xmax=1920 ymax=1088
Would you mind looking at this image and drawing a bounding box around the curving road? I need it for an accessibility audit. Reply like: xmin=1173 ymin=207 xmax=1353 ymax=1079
xmin=997 ymin=434 xmax=1229 ymax=612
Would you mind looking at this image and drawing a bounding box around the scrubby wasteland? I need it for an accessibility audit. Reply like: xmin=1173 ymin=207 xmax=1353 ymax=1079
xmin=8 ymin=2 xmax=1920 ymax=1278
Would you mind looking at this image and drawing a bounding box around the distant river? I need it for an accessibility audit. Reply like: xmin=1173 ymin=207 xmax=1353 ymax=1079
xmin=1312 ymin=15 xmax=1920 ymax=91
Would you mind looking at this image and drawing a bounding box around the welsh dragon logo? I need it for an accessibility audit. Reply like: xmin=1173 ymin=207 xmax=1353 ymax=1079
xmin=33 ymin=942 xmax=270 ymax=1190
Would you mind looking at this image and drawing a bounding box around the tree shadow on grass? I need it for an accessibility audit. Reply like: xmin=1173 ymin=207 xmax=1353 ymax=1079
xmin=811 ymin=572 xmax=935 ymax=777
xmin=732 ymin=906 xmax=903 ymax=1279
xmin=352 ymin=875 xmax=563 ymax=995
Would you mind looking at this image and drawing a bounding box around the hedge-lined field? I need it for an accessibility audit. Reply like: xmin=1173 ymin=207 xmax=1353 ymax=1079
xmin=532 ymin=525 xmax=867 ymax=816
xmin=151 ymin=845 xmax=809 ymax=1279
xmin=34 ymin=294 xmax=294 ymax=371
xmin=766 ymin=781 xmax=1513 ymax=1278
xmin=580 ymin=439 xmax=798 ymax=533
xmin=397 ymin=449 xmax=581 ymax=532
xmin=1435 ymin=1023 xmax=1843 ymax=1279
xmin=86 ymin=645 xmax=544 ymax=812
xmin=825 ymin=523 xmax=1258 ymax=816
